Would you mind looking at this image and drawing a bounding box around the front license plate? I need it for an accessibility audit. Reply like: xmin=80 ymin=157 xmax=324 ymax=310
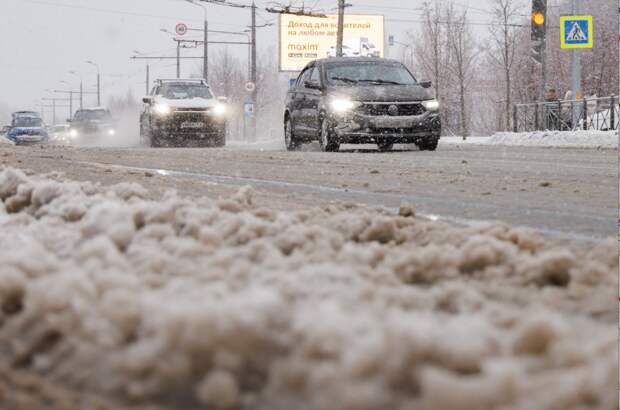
xmin=181 ymin=122 xmax=204 ymax=129
xmin=372 ymin=117 xmax=413 ymax=129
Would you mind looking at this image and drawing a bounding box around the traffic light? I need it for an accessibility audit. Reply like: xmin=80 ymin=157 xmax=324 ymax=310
xmin=531 ymin=0 xmax=547 ymax=42
xmin=531 ymin=0 xmax=547 ymax=65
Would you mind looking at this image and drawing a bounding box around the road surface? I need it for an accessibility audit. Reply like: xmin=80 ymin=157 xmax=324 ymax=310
xmin=0 ymin=141 xmax=615 ymax=240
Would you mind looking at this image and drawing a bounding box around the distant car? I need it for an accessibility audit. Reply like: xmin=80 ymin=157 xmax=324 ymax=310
xmin=49 ymin=124 xmax=71 ymax=143
xmin=326 ymin=45 xmax=358 ymax=58
xmin=140 ymin=79 xmax=227 ymax=148
xmin=6 ymin=112 xmax=49 ymax=145
xmin=283 ymin=58 xmax=441 ymax=152
xmin=326 ymin=39 xmax=381 ymax=58
xmin=68 ymin=108 xmax=116 ymax=143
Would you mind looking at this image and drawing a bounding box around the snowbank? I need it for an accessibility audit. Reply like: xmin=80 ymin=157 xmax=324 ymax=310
xmin=0 ymin=135 xmax=14 ymax=145
xmin=488 ymin=130 xmax=617 ymax=148
xmin=0 ymin=166 xmax=616 ymax=410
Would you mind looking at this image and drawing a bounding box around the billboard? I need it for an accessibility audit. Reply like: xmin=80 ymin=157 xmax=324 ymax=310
xmin=279 ymin=14 xmax=385 ymax=72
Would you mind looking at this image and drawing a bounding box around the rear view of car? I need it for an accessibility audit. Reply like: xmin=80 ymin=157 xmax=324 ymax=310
xmin=7 ymin=112 xmax=48 ymax=145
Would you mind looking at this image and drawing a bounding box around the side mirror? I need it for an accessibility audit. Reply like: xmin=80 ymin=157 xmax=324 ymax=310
xmin=217 ymin=96 xmax=228 ymax=103
xmin=142 ymin=96 xmax=153 ymax=104
xmin=305 ymin=80 xmax=322 ymax=90
xmin=419 ymin=80 xmax=432 ymax=89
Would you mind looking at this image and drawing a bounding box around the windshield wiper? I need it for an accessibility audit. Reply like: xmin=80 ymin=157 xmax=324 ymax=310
xmin=330 ymin=76 xmax=358 ymax=84
xmin=359 ymin=79 xmax=404 ymax=85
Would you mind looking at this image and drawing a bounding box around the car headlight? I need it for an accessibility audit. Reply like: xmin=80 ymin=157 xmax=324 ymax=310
xmin=154 ymin=103 xmax=171 ymax=116
xmin=330 ymin=98 xmax=360 ymax=113
xmin=69 ymin=129 xmax=78 ymax=138
xmin=213 ymin=104 xmax=226 ymax=116
xmin=422 ymin=99 xmax=440 ymax=112
xmin=108 ymin=129 xmax=116 ymax=136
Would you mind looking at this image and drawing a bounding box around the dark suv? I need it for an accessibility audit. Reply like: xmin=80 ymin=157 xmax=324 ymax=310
xmin=284 ymin=58 xmax=441 ymax=152
xmin=140 ymin=79 xmax=227 ymax=148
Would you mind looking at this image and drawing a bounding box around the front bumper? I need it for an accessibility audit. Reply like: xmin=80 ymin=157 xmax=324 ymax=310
xmin=152 ymin=114 xmax=225 ymax=139
xmin=329 ymin=111 xmax=441 ymax=143
xmin=10 ymin=134 xmax=48 ymax=144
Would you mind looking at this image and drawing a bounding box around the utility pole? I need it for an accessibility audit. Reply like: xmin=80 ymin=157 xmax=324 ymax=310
xmin=79 ymin=81 xmax=83 ymax=109
xmin=336 ymin=0 xmax=345 ymax=57
xmin=69 ymin=91 xmax=73 ymax=119
xmin=146 ymin=64 xmax=150 ymax=95
xmin=250 ymin=1 xmax=257 ymax=140
xmin=204 ymin=19 xmax=209 ymax=81
xmin=176 ymin=40 xmax=181 ymax=78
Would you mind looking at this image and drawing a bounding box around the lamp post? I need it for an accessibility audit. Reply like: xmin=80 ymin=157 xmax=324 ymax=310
xmin=133 ymin=50 xmax=150 ymax=95
xmin=59 ymin=80 xmax=73 ymax=118
xmin=86 ymin=60 xmax=101 ymax=106
xmin=68 ymin=71 xmax=83 ymax=109
xmin=185 ymin=0 xmax=208 ymax=82
xmin=161 ymin=29 xmax=182 ymax=78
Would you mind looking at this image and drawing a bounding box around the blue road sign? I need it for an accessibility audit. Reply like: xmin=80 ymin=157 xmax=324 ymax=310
xmin=560 ymin=15 xmax=593 ymax=49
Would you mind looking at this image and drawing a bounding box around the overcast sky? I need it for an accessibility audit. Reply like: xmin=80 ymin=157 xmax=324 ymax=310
xmin=1 ymin=0 xmax=511 ymax=113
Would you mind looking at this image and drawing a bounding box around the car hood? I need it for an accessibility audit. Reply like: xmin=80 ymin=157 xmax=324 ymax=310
xmin=155 ymin=97 xmax=218 ymax=109
xmin=327 ymin=85 xmax=433 ymax=102
xmin=72 ymin=120 xmax=114 ymax=128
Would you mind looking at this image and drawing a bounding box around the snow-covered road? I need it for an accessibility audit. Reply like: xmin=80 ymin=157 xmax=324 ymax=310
xmin=0 ymin=142 xmax=615 ymax=239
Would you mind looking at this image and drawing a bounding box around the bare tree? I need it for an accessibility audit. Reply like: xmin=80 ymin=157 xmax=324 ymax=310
xmin=487 ymin=0 xmax=521 ymax=131
xmin=415 ymin=1 xmax=449 ymax=101
xmin=446 ymin=6 xmax=478 ymax=137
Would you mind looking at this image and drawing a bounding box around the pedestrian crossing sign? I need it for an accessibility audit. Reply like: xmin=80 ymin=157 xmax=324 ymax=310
xmin=560 ymin=15 xmax=593 ymax=49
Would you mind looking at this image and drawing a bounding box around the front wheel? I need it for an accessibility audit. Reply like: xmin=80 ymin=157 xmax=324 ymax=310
xmin=319 ymin=118 xmax=340 ymax=152
xmin=214 ymin=129 xmax=226 ymax=147
xmin=418 ymin=137 xmax=439 ymax=151
xmin=377 ymin=141 xmax=393 ymax=152
xmin=284 ymin=118 xmax=299 ymax=151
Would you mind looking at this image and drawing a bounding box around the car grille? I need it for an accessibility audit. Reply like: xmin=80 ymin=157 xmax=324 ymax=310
xmin=356 ymin=103 xmax=425 ymax=116
xmin=173 ymin=108 xmax=211 ymax=113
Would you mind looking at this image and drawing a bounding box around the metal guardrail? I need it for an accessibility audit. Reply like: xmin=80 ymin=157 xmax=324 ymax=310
xmin=513 ymin=96 xmax=619 ymax=132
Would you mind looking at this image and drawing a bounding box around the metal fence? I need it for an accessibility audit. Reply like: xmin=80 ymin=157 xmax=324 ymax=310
xmin=513 ymin=95 xmax=619 ymax=133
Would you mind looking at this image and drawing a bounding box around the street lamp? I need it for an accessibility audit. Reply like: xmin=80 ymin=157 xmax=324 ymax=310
xmin=133 ymin=51 xmax=151 ymax=95
xmin=68 ymin=71 xmax=83 ymax=110
xmin=185 ymin=0 xmax=209 ymax=82
xmin=86 ymin=60 xmax=101 ymax=106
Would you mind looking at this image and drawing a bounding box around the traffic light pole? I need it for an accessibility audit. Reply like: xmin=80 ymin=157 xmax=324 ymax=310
xmin=250 ymin=1 xmax=257 ymax=141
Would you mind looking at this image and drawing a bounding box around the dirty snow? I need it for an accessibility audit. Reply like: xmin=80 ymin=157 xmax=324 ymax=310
xmin=441 ymin=131 xmax=617 ymax=148
xmin=487 ymin=130 xmax=617 ymax=149
xmin=0 ymin=166 xmax=616 ymax=410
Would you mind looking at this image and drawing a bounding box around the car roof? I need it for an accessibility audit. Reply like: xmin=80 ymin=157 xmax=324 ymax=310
xmin=310 ymin=57 xmax=404 ymax=67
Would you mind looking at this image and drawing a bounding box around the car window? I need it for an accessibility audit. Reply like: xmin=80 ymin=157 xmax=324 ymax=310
xmin=13 ymin=117 xmax=42 ymax=127
xmin=309 ymin=67 xmax=321 ymax=85
xmin=325 ymin=62 xmax=417 ymax=86
xmin=158 ymin=83 xmax=213 ymax=100
xmin=296 ymin=68 xmax=312 ymax=87
xmin=74 ymin=110 xmax=112 ymax=121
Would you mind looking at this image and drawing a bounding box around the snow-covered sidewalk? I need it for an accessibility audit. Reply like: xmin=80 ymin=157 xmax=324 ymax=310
xmin=443 ymin=130 xmax=617 ymax=149
xmin=0 ymin=166 xmax=615 ymax=409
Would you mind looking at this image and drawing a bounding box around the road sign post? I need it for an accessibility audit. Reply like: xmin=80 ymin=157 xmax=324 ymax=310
xmin=560 ymin=13 xmax=593 ymax=126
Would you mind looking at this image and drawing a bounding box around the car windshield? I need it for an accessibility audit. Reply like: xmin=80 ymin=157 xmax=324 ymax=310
xmin=325 ymin=62 xmax=417 ymax=86
xmin=13 ymin=117 xmax=42 ymax=127
xmin=159 ymin=83 xmax=213 ymax=100
xmin=74 ymin=110 xmax=111 ymax=121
